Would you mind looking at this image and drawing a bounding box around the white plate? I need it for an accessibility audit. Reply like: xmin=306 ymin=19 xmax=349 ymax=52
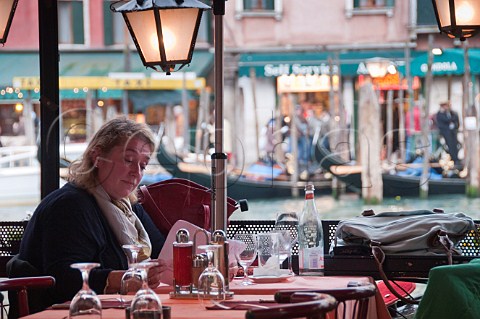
xmin=249 ymin=274 xmax=294 ymax=284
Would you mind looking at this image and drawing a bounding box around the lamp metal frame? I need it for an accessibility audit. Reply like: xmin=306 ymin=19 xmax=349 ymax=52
xmin=432 ymin=0 xmax=480 ymax=41
xmin=0 ymin=0 xmax=19 ymax=44
xmin=111 ymin=0 xmax=210 ymax=73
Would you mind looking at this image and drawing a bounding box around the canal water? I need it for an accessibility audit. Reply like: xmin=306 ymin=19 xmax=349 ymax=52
xmin=231 ymin=192 xmax=480 ymax=221
xmin=2 ymin=192 xmax=480 ymax=222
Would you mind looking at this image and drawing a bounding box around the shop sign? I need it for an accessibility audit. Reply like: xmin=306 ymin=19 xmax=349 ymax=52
xmin=263 ymin=63 xmax=338 ymax=77
xmin=420 ymin=61 xmax=458 ymax=73
xmin=12 ymin=76 xmax=205 ymax=90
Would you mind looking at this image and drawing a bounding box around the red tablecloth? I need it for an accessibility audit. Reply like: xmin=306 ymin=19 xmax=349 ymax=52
xmin=22 ymin=276 xmax=391 ymax=319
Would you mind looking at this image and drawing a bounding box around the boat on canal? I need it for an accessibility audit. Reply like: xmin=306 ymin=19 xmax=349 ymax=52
xmin=314 ymin=144 xmax=466 ymax=197
xmin=155 ymin=140 xmax=332 ymax=200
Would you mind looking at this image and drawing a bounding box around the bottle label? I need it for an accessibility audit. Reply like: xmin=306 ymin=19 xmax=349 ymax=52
xmin=300 ymin=247 xmax=324 ymax=271
xmin=305 ymin=193 xmax=314 ymax=200
xmin=302 ymin=225 xmax=318 ymax=248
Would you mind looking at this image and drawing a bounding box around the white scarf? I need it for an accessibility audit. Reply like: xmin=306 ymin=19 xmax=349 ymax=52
xmin=91 ymin=185 xmax=152 ymax=261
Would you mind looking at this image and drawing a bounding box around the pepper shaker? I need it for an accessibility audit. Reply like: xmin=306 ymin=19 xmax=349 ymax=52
xmin=211 ymin=230 xmax=229 ymax=292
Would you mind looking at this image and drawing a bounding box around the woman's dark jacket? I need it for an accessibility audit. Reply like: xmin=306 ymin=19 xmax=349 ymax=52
xmin=14 ymin=182 xmax=165 ymax=308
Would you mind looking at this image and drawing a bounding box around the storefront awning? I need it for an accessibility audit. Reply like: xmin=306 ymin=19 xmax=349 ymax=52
xmin=238 ymin=50 xmax=416 ymax=78
xmin=410 ymin=48 xmax=480 ymax=77
xmin=0 ymin=50 xmax=213 ymax=87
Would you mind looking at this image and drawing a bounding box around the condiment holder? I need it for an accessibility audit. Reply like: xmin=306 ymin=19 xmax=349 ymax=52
xmin=170 ymin=228 xmax=234 ymax=300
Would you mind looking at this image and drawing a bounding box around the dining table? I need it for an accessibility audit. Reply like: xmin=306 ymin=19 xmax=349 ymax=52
xmin=21 ymin=275 xmax=391 ymax=319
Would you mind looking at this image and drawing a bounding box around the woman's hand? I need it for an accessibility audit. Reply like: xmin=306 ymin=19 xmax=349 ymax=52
xmin=147 ymin=259 xmax=169 ymax=289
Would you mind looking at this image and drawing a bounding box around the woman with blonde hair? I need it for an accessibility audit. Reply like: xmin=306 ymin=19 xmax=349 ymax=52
xmin=12 ymin=117 xmax=166 ymax=314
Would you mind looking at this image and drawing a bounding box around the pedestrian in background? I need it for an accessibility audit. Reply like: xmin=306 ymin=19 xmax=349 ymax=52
xmin=436 ymin=101 xmax=460 ymax=166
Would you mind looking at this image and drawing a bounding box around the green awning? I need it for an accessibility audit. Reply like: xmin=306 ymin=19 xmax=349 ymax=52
xmin=0 ymin=50 xmax=213 ymax=86
xmin=239 ymin=50 xmax=420 ymax=77
xmin=410 ymin=48 xmax=480 ymax=77
xmin=0 ymin=88 xmax=127 ymax=100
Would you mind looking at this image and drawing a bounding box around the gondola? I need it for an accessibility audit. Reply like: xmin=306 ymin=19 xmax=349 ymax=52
xmin=315 ymin=145 xmax=466 ymax=197
xmin=155 ymin=142 xmax=332 ymax=200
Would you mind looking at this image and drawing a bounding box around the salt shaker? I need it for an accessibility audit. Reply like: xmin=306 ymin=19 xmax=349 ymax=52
xmin=211 ymin=230 xmax=229 ymax=291
xmin=191 ymin=253 xmax=207 ymax=291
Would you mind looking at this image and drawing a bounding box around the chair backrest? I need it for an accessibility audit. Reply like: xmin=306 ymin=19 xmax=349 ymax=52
xmin=138 ymin=178 xmax=239 ymax=234
xmin=245 ymin=292 xmax=337 ymax=319
xmin=274 ymin=283 xmax=377 ymax=319
xmin=0 ymin=276 xmax=55 ymax=319
xmin=0 ymin=221 xmax=28 ymax=278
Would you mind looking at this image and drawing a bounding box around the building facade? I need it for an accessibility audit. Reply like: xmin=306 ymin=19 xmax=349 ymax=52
xmin=0 ymin=0 xmax=213 ymax=145
xmin=1 ymin=0 xmax=479 ymax=166
xmin=220 ymin=0 xmax=480 ymax=164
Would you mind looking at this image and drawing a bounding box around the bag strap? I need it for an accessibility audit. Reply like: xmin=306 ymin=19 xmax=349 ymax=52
xmin=371 ymin=229 xmax=456 ymax=306
xmin=139 ymin=185 xmax=173 ymax=230
xmin=436 ymin=230 xmax=454 ymax=265
xmin=370 ymin=243 xmax=420 ymax=305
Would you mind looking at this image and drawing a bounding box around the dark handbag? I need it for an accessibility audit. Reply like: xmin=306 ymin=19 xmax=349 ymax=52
xmin=138 ymin=178 xmax=243 ymax=235
xmin=332 ymin=209 xmax=477 ymax=304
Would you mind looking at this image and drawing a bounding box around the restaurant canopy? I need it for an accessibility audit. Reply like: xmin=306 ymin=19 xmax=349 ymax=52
xmin=238 ymin=50 xmax=417 ymax=78
xmin=0 ymin=50 xmax=212 ymax=102
xmin=239 ymin=49 xmax=480 ymax=79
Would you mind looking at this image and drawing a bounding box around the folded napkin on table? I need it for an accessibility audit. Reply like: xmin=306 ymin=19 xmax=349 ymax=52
xmin=253 ymin=256 xmax=290 ymax=277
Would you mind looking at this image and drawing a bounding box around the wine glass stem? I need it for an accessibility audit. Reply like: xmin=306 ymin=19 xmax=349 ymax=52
xmin=242 ymin=265 xmax=249 ymax=283
xmin=141 ymin=269 xmax=149 ymax=289
xmin=81 ymin=269 xmax=90 ymax=290
xmin=131 ymin=251 xmax=138 ymax=266
xmin=287 ymin=252 xmax=293 ymax=274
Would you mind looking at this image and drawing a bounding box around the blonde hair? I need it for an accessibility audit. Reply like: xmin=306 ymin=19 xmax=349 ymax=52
xmin=67 ymin=117 xmax=155 ymax=202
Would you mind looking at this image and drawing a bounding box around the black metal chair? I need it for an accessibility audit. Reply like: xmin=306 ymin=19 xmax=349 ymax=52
xmin=245 ymin=292 xmax=337 ymax=319
xmin=274 ymin=283 xmax=377 ymax=319
xmin=0 ymin=276 xmax=55 ymax=319
xmin=0 ymin=221 xmax=28 ymax=278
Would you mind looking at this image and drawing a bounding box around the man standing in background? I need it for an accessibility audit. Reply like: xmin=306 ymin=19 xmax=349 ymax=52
xmin=436 ymin=101 xmax=460 ymax=166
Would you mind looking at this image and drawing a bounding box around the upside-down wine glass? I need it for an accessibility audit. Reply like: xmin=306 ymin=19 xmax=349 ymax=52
xmin=120 ymin=244 xmax=144 ymax=295
xmin=233 ymin=233 xmax=257 ymax=285
xmin=69 ymin=262 xmax=102 ymax=319
xmin=129 ymin=262 xmax=162 ymax=319
xmin=275 ymin=212 xmax=299 ymax=275
xmin=197 ymin=244 xmax=226 ymax=307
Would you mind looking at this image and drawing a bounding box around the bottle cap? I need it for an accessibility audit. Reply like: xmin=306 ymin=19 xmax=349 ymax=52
xmin=305 ymin=183 xmax=315 ymax=191
xmin=175 ymin=228 xmax=190 ymax=243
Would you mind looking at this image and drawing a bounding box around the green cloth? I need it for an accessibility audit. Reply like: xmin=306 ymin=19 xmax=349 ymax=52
xmin=415 ymin=259 xmax=480 ymax=319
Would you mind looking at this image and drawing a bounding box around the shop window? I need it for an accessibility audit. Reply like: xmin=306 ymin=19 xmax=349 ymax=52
xmin=103 ymin=1 xmax=129 ymax=46
xmin=196 ymin=10 xmax=212 ymax=45
xmin=61 ymin=100 xmax=87 ymax=142
xmin=235 ymin=0 xmax=283 ymax=20
xmin=345 ymin=0 xmax=394 ymax=18
xmin=58 ymin=0 xmax=85 ymax=46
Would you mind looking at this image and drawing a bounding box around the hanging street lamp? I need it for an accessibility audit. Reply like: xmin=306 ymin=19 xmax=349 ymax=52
xmin=113 ymin=0 xmax=231 ymax=231
xmin=0 ymin=0 xmax=19 ymax=44
xmin=111 ymin=0 xmax=210 ymax=74
xmin=432 ymin=0 xmax=480 ymax=41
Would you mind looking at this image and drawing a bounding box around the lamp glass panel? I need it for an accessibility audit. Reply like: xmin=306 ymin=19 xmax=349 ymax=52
xmin=455 ymin=0 xmax=480 ymax=25
xmin=0 ymin=0 xmax=15 ymax=40
xmin=435 ymin=0 xmax=452 ymax=27
xmin=125 ymin=11 xmax=161 ymax=63
xmin=159 ymin=8 xmax=201 ymax=61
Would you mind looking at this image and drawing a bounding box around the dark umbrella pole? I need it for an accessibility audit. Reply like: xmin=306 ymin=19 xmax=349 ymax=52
xmin=39 ymin=0 xmax=60 ymax=198
xmin=211 ymin=0 xmax=227 ymax=232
